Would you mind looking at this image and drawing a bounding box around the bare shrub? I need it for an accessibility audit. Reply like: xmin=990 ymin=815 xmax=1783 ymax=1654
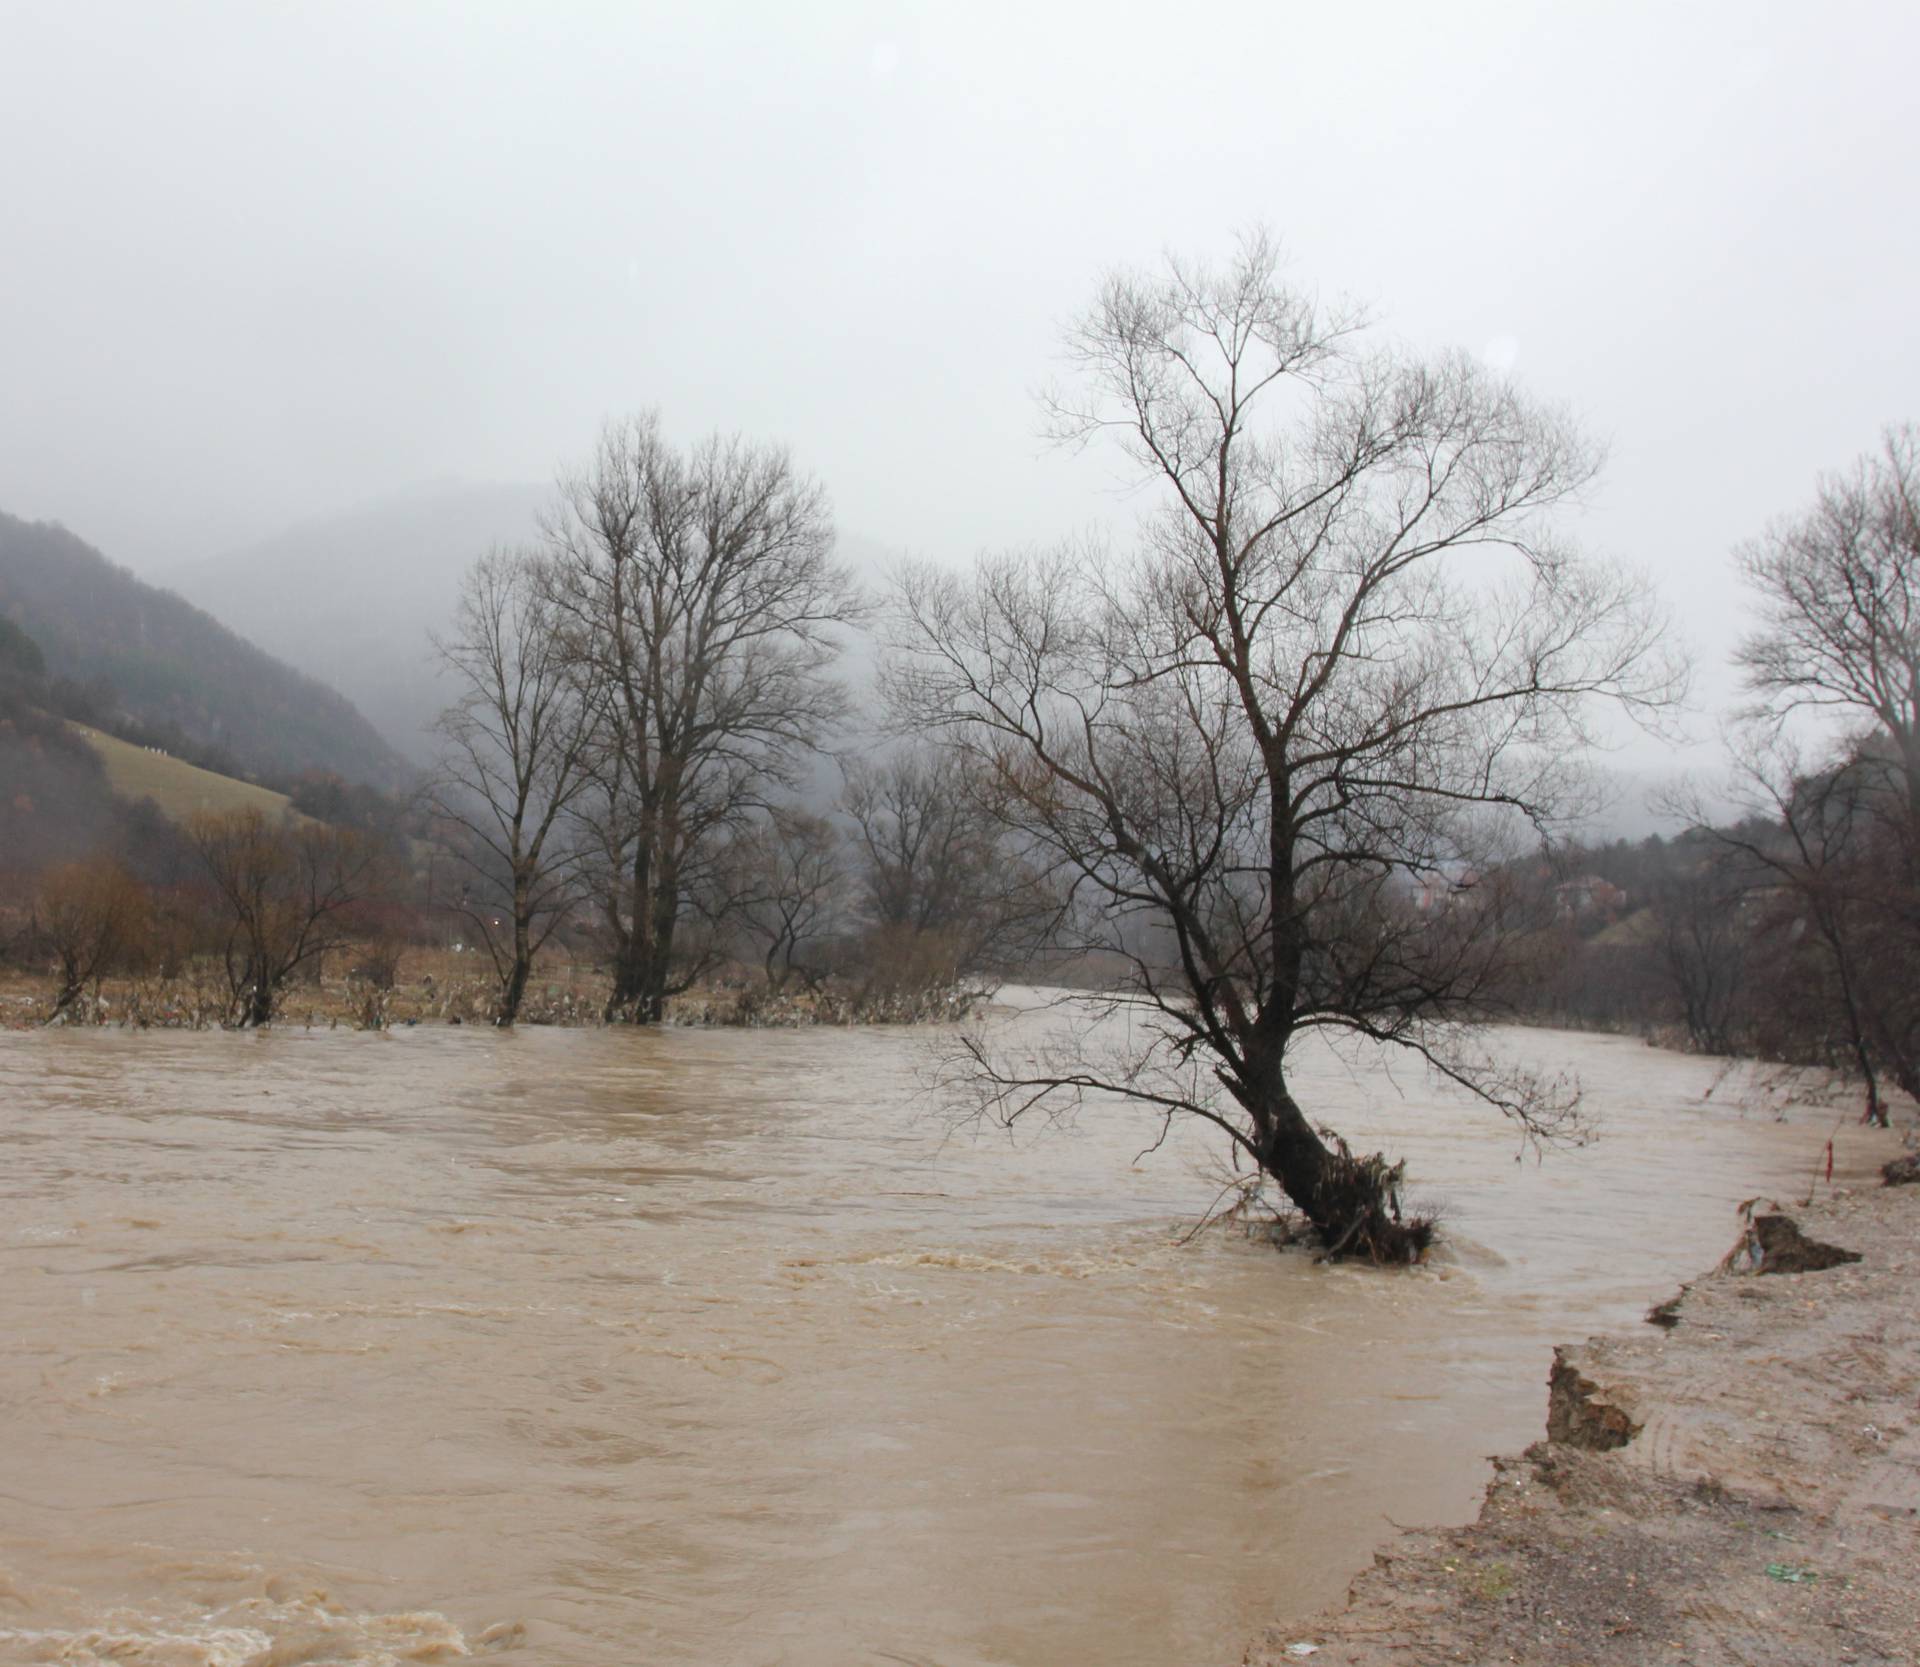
xmin=36 ymin=856 xmax=149 ymax=1021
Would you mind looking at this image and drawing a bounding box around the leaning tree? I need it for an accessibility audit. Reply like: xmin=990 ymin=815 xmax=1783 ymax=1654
xmin=888 ymin=233 xmax=1678 ymax=1260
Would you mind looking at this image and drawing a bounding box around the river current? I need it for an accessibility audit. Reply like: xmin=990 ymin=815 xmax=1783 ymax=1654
xmin=0 ymin=1002 xmax=1886 ymax=1664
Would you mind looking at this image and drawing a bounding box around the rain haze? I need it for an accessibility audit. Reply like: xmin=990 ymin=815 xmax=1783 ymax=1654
xmin=10 ymin=10 xmax=1920 ymax=1664
xmin=4 ymin=0 xmax=1917 ymax=773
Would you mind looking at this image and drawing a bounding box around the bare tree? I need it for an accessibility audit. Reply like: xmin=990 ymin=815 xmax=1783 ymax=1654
xmin=1654 ymin=845 xmax=1753 ymax=1056
xmin=729 ymin=807 xmax=844 ymax=991
xmin=888 ymin=234 xmax=1678 ymax=1260
xmin=37 ymin=856 xmax=149 ymax=1019
xmin=544 ymin=414 xmax=864 ymax=1022
xmin=429 ymin=549 xmax=598 ymax=1024
xmin=840 ymin=743 xmax=1061 ymax=977
xmin=1737 ymin=425 xmax=1920 ymax=816
xmin=1682 ymin=735 xmax=1917 ymax=1125
xmin=1699 ymin=427 xmax=1920 ymax=1123
xmin=187 ymin=810 xmax=377 ymax=1026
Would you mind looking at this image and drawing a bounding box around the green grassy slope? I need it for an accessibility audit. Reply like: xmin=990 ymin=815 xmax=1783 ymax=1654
xmin=72 ymin=723 xmax=293 ymax=823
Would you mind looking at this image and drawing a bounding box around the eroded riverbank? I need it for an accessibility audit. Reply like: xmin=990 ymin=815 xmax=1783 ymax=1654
xmin=1247 ymin=1176 xmax=1920 ymax=1665
xmin=0 ymin=1020 xmax=1897 ymax=1665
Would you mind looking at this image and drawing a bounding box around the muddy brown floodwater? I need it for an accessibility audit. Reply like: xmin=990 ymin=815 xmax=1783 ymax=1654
xmin=0 ymin=999 xmax=1890 ymax=1666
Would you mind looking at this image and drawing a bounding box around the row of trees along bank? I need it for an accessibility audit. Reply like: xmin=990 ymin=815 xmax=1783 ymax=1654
xmin=7 ymin=754 xmax=1053 ymax=1032
xmin=1507 ymin=429 xmax=1920 ymax=1128
xmin=425 ymin=233 xmax=1682 ymax=1262
xmin=421 ymin=435 xmax=1060 ymax=1030
xmin=11 ymin=236 xmax=1916 ymax=1261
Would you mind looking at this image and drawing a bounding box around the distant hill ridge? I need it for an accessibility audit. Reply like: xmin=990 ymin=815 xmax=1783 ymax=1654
xmin=0 ymin=510 xmax=411 ymax=792
xmin=166 ymin=482 xmax=550 ymax=763
xmin=166 ymin=483 xmax=901 ymax=764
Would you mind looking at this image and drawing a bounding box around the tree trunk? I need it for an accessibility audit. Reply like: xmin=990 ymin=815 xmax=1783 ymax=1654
xmin=498 ymin=897 xmax=533 ymax=1025
xmin=605 ymin=935 xmax=672 ymax=1023
xmin=606 ymin=853 xmax=680 ymax=1024
xmin=245 ymin=976 xmax=276 ymax=1028
xmin=499 ymin=956 xmax=530 ymax=1025
xmin=48 ymin=972 xmax=82 ymax=1022
xmin=605 ymin=936 xmax=648 ymax=1020
xmin=605 ymin=835 xmax=674 ymax=1023
xmin=1247 ymin=1081 xmax=1433 ymax=1263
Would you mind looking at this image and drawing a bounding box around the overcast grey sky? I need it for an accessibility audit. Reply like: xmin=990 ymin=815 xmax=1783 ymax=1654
xmin=3 ymin=1 xmax=1916 ymax=750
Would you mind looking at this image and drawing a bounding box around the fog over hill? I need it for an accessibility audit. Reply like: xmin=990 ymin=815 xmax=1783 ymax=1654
xmin=169 ymin=483 xmax=899 ymax=764
xmin=167 ymin=483 xmax=548 ymax=764
xmin=164 ymin=481 xmax=1695 ymax=835
xmin=0 ymin=510 xmax=410 ymax=792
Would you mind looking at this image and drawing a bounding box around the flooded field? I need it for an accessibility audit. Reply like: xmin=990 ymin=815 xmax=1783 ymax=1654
xmin=0 ymin=1006 xmax=1889 ymax=1665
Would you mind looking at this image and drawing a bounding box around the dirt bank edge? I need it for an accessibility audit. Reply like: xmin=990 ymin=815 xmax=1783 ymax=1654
xmin=1245 ymin=1181 xmax=1920 ymax=1666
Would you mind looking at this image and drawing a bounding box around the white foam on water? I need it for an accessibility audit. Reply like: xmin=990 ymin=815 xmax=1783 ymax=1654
xmin=0 ymin=1601 xmax=481 ymax=1666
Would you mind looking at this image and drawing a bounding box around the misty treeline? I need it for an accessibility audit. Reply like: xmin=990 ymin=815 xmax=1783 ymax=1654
xmin=421 ymin=423 xmax=1060 ymax=1027
xmin=1512 ymin=427 xmax=1920 ymax=1128
xmin=5 ymin=233 xmax=1916 ymax=1257
xmin=0 ymin=596 xmax=417 ymax=1026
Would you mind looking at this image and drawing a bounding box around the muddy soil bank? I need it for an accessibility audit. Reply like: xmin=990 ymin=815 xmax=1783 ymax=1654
xmin=1246 ymin=1174 xmax=1920 ymax=1666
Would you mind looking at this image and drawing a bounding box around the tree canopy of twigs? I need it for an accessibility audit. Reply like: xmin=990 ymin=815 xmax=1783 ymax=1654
xmin=37 ymin=855 xmax=148 ymax=1021
xmin=186 ymin=809 xmax=378 ymax=1027
xmin=1736 ymin=426 xmax=1920 ymax=799
xmin=428 ymin=549 xmax=599 ymax=1024
xmin=1666 ymin=427 xmax=1920 ymax=1125
xmin=887 ymin=232 xmax=1681 ymax=1260
xmin=540 ymin=414 xmax=866 ymax=1021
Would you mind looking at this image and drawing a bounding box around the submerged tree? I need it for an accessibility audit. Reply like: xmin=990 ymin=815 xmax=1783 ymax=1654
xmin=37 ymin=855 xmax=149 ymax=1020
xmin=429 ymin=549 xmax=599 ymax=1024
xmin=543 ymin=414 xmax=864 ymax=1022
xmin=187 ymin=809 xmax=377 ymax=1026
xmin=840 ymin=743 xmax=1061 ymax=982
xmin=729 ymin=807 xmax=844 ymax=992
xmin=888 ymin=233 xmax=1678 ymax=1260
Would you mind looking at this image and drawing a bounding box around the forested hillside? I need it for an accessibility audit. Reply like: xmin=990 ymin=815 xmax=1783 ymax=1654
xmin=0 ymin=511 xmax=410 ymax=790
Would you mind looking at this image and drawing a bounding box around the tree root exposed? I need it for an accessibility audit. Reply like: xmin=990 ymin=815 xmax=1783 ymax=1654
xmin=1309 ymin=1140 xmax=1436 ymax=1265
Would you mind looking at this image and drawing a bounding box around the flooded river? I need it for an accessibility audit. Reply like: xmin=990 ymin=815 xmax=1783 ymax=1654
xmin=0 ymin=1006 xmax=1891 ymax=1665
